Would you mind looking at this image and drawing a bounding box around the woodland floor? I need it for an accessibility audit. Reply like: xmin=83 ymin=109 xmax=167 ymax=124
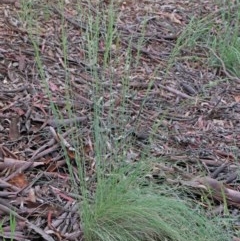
xmin=1 ymin=0 xmax=240 ymax=240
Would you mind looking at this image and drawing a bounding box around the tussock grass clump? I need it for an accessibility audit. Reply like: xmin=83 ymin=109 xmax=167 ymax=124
xmin=81 ymin=166 xmax=230 ymax=241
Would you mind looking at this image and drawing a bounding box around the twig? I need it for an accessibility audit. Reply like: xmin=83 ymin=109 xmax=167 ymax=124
xmin=50 ymin=5 xmax=104 ymax=33
xmin=0 ymin=0 xmax=16 ymax=3
xmin=0 ymin=84 xmax=29 ymax=93
xmin=211 ymin=161 xmax=228 ymax=178
xmin=157 ymin=83 xmax=195 ymax=99
xmin=31 ymin=116 xmax=88 ymax=127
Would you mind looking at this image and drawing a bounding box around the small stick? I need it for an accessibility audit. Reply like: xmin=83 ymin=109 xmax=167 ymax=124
xmin=158 ymin=83 xmax=195 ymax=99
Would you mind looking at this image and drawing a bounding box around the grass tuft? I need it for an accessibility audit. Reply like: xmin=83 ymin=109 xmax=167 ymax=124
xmin=81 ymin=165 xmax=230 ymax=241
xmin=168 ymin=0 xmax=240 ymax=80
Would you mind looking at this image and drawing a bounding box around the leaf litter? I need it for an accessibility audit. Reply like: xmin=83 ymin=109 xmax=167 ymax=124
xmin=0 ymin=0 xmax=240 ymax=240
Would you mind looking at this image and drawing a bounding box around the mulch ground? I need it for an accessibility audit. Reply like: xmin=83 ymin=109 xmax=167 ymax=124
xmin=1 ymin=0 xmax=240 ymax=240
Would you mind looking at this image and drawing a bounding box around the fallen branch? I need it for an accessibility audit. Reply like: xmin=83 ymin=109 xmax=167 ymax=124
xmin=183 ymin=176 xmax=240 ymax=208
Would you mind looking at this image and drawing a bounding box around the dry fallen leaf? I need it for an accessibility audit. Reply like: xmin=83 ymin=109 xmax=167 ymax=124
xmin=234 ymin=95 xmax=240 ymax=102
xmin=16 ymin=54 xmax=26 ymax=71
xmin=49 ymin=82 xmax=59 ymax=92
xmin=158 ymin=11 xmax=182 ymax=25
xmin=8 ymin=173 xmax=28 ymax=188
xmin=170 ymin=12 xmax=182 ymax=24
xmin=27 ymin=188 xmax=36 ymax=203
